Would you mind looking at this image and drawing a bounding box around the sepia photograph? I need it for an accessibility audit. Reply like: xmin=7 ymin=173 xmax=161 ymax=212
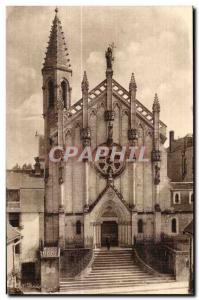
xmin=6 ymin=5 xmax=194 ymax=295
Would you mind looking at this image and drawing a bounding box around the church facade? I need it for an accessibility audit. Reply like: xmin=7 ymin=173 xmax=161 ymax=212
xmin=40 ymin=9 xmax=176 ymax=291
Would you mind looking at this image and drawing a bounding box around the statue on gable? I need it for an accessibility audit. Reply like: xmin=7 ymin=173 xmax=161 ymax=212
xmin=105 ymin=46 xmax=114 ymax=69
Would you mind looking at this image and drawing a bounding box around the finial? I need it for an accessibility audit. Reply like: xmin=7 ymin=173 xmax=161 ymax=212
xmin=129 ymin=73 xmax=137 ymax=92
xmin=55 ymin=7 xmax=58 ymax=14
xmin=153 ymin=93 xmax=160 ymax=112
xmin=81 ymin=71 xmax=89 ymax=91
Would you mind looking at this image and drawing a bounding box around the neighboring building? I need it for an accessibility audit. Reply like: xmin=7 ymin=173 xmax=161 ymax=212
xmin=168 ymin=131 xmax=193 ymax=182
xmin=7 ymin=223 xmax=22 ymax=290
xmin=167 ymin=132 xmax=193 ymax=235
xmin=6 ymin=160 xmax=44 ymax=283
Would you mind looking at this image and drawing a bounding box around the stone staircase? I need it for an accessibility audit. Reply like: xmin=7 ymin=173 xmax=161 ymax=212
xmin=59 ymin=248 xmax=180 ymax=294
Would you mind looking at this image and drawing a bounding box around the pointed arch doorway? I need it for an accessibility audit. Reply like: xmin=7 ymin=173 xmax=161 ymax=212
xmin=101 ymin=220 xmax=118 ymax=246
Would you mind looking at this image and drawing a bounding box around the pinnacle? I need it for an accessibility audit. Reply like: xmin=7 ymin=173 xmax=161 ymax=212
xmin=153 ymin=93 xmax=160 ymax=112
xmin=129 ymin=73 xmax=137 ymax=92
xmin=82 ymin=71 xmax=89 ymax=91
xmin=43 ymin=9 xmax=72 ymax=70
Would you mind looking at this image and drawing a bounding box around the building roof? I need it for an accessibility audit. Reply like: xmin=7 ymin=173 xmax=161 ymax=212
xmin=183 ymin=220 xmax=193 ymax=235
xmin=7 ymin=223 xmax=21 ymax=244
xmin=43 ymin=8 xmax=72 ymax=71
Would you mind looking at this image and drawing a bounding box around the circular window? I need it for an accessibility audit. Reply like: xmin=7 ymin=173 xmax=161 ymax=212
xmin=94 ymin=143 xmax=125 ymax=178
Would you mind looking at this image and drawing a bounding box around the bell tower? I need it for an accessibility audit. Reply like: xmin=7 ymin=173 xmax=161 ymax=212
xmin=42 ymin=7 xmax=72 ymax=119
xmin=41 ymin=8 xmax=72 ymax=292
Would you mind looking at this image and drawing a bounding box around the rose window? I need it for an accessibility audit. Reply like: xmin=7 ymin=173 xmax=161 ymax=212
xmin=94 ymin=143 xmax=125 ymax=178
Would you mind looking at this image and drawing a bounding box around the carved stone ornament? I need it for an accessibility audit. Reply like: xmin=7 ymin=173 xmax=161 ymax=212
xmin=151 ymin=149 xmax=161 ymax=162
xmin=80 ymin=127 xmax=91 ymax=147
xmin=154 ymin=164 xmax=160 ymax=185
xmin=128 ymin=128 xmax=138 ymax=141
xmin=104 ymin=110 xmax=115 ymax=122
xmin=154 ymin=203 xmax=161 ymax=212
xmin=94 ymin=142 xmax=125 ymax=179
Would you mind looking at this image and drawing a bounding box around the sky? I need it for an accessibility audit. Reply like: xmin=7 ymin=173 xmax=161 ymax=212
xmin=6 ymin=6 xmax=193 ymax=169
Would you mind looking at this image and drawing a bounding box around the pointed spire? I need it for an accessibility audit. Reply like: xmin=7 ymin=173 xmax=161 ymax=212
xmin=43 ymin=8 xmax=72 ymax=70
xmin=129 ymin=73 xmax=137 ymax=92
xmin=153 ymin=93 xmax=160 ymax=112
xmin=81 ymin=71 xmax=89 ymax=92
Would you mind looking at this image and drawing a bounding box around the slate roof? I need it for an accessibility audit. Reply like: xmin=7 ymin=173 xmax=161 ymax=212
xmin=43 ymin=9 xmax=72 ymax=71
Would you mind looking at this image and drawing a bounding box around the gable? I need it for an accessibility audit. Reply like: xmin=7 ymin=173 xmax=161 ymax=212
xmin=63 ymin=79 xmax=167 ymax=138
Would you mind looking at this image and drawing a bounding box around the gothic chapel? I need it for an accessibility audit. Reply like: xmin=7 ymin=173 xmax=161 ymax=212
xmin=40 ymin=8 xmax=171 ymax=291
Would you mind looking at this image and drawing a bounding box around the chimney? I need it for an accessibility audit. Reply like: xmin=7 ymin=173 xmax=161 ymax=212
xmin=169 ymin=131 xmax=174 ymax=152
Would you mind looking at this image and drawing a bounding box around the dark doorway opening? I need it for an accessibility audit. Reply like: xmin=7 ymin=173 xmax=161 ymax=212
xmin=21 ymin=262 xmax=35 ymax=283
xmin=101 ymin=221 xmax=118 ymax=246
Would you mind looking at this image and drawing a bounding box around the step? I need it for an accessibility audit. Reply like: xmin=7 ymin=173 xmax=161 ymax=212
xmin=60 ymin=274 xmax=155 ymax=282
xmin=85 ymin=273 xmax=174 ymax=281
xmin=60 ymin=271 xmax=152 ymax=280
xmin=92 ymin=266 xmax=143 ymax=270
xmin=60 ymin=281 xmax=175 ymax=290
xmin=89 ymin=271 xmax=149 ymax=276
xmin=94 ymin=257 xmax=134 ymax=261
xmin=95 ymin=252 xmax=132 ymax=255
xmin=93 ymin=261 xmax=136 ymax=265
xmin=60 ymin=279 xmax=175 ymax=290
xmin=60 ymin=276 xmax=174 ymax=284
xmin=59 ymin=281 xmax=187 ymax=295
xmin=60 ymin=248 xmax=175 ymax=294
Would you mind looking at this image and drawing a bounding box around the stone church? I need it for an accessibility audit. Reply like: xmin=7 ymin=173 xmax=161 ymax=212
xmin=40 ymin=8 xmax=174 ymax=291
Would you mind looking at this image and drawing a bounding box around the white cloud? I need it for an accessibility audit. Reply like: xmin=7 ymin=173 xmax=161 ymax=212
xmin=87 ymin=51 xmax=104 ymax=65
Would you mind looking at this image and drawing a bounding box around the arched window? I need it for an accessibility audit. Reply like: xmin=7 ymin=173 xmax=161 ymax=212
xmin=173 ymin=192 xmax=180 ymax=204
xmin=76 ymin=220 xmax=81 ymax=235
xmin=175 ymin=193 xmax=179 ymax=203
xmin=61 ymin=81 xmax=67 ymax=109
xmin=138 ymin=219 xmax=143 ymax=234
xmin=48 ymin=80 xmax=54 ymax=108
xmin=171 ymin=218 xmax=177 ymax=233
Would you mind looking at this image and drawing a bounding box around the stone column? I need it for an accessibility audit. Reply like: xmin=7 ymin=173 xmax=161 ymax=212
xmin=121 ymin=223 xmax=125 ymax=246
xmin=154 ymin=209 xmax=161 ymax=242
xmin=81 ymin=71 xmax=91 ymax=211
xmin=128 ymin=223 xmax=132 ymax=246
xmin=83 ymin=214 xmax=91 ymax=248
xmin=128 ymin=73 xmax=138 ymax=151
xmin=131 ymin=211 xmax=138 ymax=245
xmin=59 ymin=205 xmax=65 ymax=249
xmin=95 ymin=223 xmax=101 ymax=248
xmin=93 ymin=223 xmax=96 ymax=249
xmin=118 ymin=224 xmax=121 ymax=246
xmin=151 ymin=93 xmax=161 ymax=242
